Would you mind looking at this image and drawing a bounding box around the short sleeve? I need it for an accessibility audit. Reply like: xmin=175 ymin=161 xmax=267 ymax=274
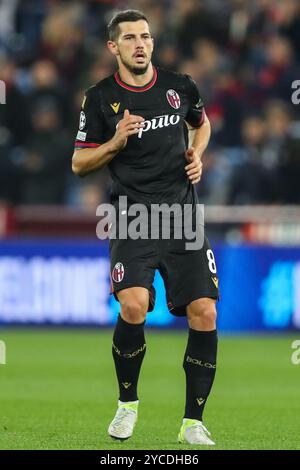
xmin=185 ymin=75 xmax=205 ymax=129
xmin=74 ymin=86 xmax=104 ymax=150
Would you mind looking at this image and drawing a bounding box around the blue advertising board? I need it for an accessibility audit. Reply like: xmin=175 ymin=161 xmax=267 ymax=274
xmin=0 ymin=239 xmax=299 ymax=331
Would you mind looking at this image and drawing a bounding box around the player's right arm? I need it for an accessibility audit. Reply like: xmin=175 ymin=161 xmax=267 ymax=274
xmin=72 ymin=89 xmax=144 ymax=176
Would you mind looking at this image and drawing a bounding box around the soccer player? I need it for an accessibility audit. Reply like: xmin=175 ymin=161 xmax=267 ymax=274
xmin=72 ymin=10 xmax=219 ymax=445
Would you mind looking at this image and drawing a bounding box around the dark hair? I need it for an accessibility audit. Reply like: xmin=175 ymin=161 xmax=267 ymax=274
xmin=107 ymin=10 xmax=149 ymax=41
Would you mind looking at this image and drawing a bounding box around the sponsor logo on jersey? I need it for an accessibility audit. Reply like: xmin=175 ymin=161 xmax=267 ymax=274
xmin=79 ymin=111 xmax=86 ymax=130
xmin=136 ymin=113 xmax=180 ymax=139
xmin=211 ymin=276 xmax=218 ymax=289
xmin=112 ymin=262 xmax=124 ymax=282
xmin=76 ymin=130 xmax=87 ymax=141
xmin=110 ymin=102 xmax=121 ymax=114
xmin=166 ymin=89 xmax=181 ymax=109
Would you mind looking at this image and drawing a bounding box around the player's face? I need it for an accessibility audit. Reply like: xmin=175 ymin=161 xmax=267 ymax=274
xmin=109 ymin=20 xmax=154 ymax=75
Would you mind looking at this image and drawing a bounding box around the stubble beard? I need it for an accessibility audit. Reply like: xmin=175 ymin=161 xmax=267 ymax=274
xmin=120 ymin=56 xmax=151 ymax=76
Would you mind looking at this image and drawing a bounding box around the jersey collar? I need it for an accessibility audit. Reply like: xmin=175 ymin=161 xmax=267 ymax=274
xmin=114 ymin=66 xmax=157 ymax=92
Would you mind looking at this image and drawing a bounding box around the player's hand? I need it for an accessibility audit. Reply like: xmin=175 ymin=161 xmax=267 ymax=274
xmin=185 ymin=147 xmax=203 ymax=184
xmin=111 ymin=109 xmax=145 ymax=151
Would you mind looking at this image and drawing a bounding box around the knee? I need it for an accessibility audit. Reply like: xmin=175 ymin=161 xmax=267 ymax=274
xmin=187 ymin=298 xmax=217 ymax=331
xmin=119 ymin=295 xmax=148 ymax=324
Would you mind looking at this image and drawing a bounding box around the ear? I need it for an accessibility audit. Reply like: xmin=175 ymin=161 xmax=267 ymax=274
xmin=107 ymin=40 xmax=119 ymax=57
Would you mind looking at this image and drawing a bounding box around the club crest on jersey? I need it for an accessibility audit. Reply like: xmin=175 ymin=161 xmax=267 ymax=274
xmin=112 ymin=262 xmax=124 ymax=283
xmin=166 ymin=89 xmax=181 ymax=109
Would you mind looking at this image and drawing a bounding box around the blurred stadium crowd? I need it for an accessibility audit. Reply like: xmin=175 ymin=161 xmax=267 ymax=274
xmin=0 ymin=0 xmax=300 ymax=212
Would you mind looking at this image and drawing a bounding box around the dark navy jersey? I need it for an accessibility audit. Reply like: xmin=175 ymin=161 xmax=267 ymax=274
xmin=74 ymin=66 xmax=205 ymax=206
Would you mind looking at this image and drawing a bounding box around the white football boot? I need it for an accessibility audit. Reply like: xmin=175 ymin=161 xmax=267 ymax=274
xmin=178 ymin=418 xmax=215 ymax=445
xmin=108 ymin=400 xmax=138 ymax=440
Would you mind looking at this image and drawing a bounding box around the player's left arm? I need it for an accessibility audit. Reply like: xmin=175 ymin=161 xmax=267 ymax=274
xmin=184 ymin=75 xmax=211 ymax=184
xmin=185 ymin=115 xmax=211 ymax=184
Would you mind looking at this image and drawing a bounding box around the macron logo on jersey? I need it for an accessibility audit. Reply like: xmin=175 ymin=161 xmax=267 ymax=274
xmin=136 ymin=114 xmax=180 ymax=139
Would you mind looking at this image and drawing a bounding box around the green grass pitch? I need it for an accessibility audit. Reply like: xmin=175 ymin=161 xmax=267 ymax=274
xmin=0 ymin=329 xmax=299 ymax=450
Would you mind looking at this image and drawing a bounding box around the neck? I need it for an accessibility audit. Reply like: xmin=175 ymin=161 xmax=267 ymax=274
xmin=117 ymin=62 xmax=154 ymax=86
